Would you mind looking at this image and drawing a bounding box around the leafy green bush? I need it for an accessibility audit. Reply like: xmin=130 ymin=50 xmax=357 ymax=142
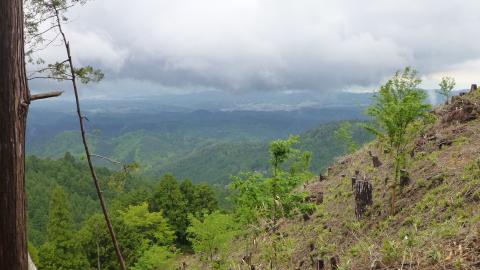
xmin=187 ymin=212 xmax=240 ymax=267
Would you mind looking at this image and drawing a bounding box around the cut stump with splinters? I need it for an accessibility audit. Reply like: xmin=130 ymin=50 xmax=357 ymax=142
xmin=354 ymin=177 xmax=373 ymax=219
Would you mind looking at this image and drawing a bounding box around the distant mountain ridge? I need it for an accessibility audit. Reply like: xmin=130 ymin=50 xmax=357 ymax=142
xmin=29 ymin=90 xmax=375 ymax=113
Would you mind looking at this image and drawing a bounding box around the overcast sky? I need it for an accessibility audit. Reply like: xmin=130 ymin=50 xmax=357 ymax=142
xmin=31 ymin=0 xmax=480 ymax=99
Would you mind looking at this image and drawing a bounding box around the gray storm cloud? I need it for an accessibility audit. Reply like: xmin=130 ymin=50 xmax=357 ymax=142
xmin=35 ymin=0 xmax=480 ymax=94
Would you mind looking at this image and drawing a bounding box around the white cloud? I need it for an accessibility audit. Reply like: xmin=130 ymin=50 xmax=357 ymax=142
xmin=33 ymin=0 xmax=480 ymax=95
xmin=67 ymin=30 xmax=129 ymax=72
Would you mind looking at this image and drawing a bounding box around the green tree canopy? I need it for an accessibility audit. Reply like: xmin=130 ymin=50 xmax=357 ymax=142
xmin=80 ymin=202 xmax=176 ymax=269
xmin=131 ymin=245 xmax=177 ymax=270
xmin=230 ymin=136 xmax=315 ymax=226
xmin=118 ymin=202 xmax=176 ymax=246
xmin=187 ymin=212 xmax=240 ymax=265
xmin=180 ymin=179 xmax=218 ymax=216
xmin=269 ymin=136 xmax=299 ymax=176
xmin=192 ymin=183 xmax=218 ymax=216
xmin=149 ymin=174 xmax=189 ymax=242
xmin=180 ymin=179 xmax=196 ymax=212
xmin=38 ymin=186 xmax=89 ymax=269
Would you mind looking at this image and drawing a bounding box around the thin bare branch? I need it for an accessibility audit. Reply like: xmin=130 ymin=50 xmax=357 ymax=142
xmin=90 ymin=154 xmax=122 ymax=166
xmin=52 ymin=5 xmax=127 ymax=270
xmin=90 ymin=154 xmax=128 ymax=173
xmin=27 ymin=76 xmax=71 ymax=81
xmin=27 ymin=32 xmax=61 ymax=54
xmin=29 ymin=23 xmax=59 ymax=39
xmin=30 ymin=90 xmax=63 ymax=101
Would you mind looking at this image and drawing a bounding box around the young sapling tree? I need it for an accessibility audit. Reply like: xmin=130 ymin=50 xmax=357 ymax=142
xmin=437 ymin=76 xmax=456 ymax=104
xmin=335 ymin=121 xmax=359 ymax=153
xmin=365 ymin=67 xmax=432 ymax=215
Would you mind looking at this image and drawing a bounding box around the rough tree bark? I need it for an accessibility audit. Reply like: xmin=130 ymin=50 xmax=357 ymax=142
xmin=0 ymin=0 xmax=30 ymax=269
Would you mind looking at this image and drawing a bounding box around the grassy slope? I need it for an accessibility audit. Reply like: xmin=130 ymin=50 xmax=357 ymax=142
xmin=226 ymin=91 xmax=480 ymax=269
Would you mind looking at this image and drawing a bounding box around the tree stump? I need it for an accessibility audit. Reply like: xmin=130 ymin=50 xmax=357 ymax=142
xmin=368 ymin=151 xmax=382 ymax=168
xmin=242 ymin=253 xmax=252 ymax=266
xmin=330 ymin=256 xmax=339 ymax=270
xmin=351 ymin=170 xmax=360 ymax=189
xmin=400 ymin=169 xmax=411 ymax=187
xmin=351 ymin=177 xmax=357 ymax=189
xmin=354 ymin=178 xmax=373 ymax=219
xmin=307 ymin=192 xmax=323 ymax=205
xmin=315 ymin=192 xmax=323 ymax=204
xmin=471 ymin=84 xmax=478 ymax=92
xmin=437 ymin=139 xmax=453 ymax=149
xmin=315 ymin=259 xmax=325 ymax=270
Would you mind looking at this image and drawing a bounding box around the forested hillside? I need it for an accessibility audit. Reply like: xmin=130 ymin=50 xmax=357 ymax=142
xmin=26 ymin=154 xmax=148 ymax=246
xmin=160 ymin=121 xmax=372 ymax=184
xmin=27 ymin=118 xmax=372 ymax=184
xmin=26 ymin=155 xmax=219 ymax=269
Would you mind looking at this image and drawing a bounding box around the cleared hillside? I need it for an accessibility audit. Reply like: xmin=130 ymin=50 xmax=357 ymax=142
xmin=221 ymin=90 xmax=480 ymax=269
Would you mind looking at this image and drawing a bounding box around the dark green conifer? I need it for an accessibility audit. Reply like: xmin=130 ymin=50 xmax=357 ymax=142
xmin=38 ymin=186 xmax=89 ymax=269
